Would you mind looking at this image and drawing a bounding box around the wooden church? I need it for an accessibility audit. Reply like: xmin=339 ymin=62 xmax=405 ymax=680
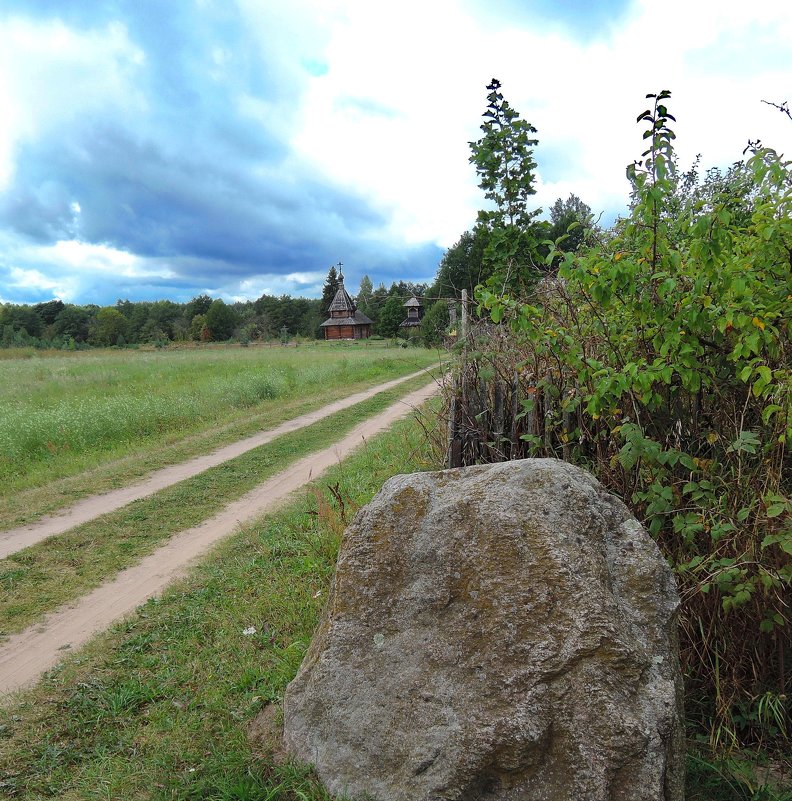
xmin=321 ymin=272 xmax=373 ymax=340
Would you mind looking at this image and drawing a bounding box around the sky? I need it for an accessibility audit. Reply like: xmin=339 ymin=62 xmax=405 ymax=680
xmin=0 ymin=0 xmax=790 ymax=307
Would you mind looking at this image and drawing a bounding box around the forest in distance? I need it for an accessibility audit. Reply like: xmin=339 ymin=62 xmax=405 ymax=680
xmin=0 ymin=193 xmax=589 ymax=350
xmin=0 ymin=277 xmax=429 ymax=348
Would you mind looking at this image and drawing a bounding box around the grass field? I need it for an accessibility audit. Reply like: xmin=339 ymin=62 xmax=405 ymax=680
xmin=0 ymin=342 xmax=440 ymax=516
xmin=0 ymin=372 xmax=437 ymax=637
xmin=0 ymin=399 xmax=444 ymax=800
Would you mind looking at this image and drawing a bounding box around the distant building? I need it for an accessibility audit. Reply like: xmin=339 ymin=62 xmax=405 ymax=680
xmin=321 ymin=273 xmax=373 ymax=340
xmin=399 ymin=296 xmax=423 ymax=330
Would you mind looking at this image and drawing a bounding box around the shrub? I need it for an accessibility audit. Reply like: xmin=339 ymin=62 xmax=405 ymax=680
xmin=474 ymin=92 xmax=791 ymax=752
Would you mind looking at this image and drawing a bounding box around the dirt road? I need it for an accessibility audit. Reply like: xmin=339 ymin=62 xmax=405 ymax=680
xmin=0 ymin=368 xmax=433 ymax=560
xmin=0 ymin=379 xmax=438 ymax=697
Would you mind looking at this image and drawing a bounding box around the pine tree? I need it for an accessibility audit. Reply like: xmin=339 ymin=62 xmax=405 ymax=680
xmin=321 ymin=265 xmax=340 ymax=316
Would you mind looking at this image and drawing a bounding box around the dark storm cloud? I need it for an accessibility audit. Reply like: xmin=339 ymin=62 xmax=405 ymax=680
xmin=0 ymin=0 xmax=439 ymax=303
xmin=3 ymin=119 xmax=383 ymax=268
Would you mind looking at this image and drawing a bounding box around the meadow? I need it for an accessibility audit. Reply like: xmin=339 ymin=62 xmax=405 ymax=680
xmin=0 ymin=342 xmax=440 ymax=510
xmin=0 ymin=339 xmax=445 ymax=798
xmin=0 ymin=372 xmax=437 ymax=636
xmin=0 ymin=400 xmax=445 ymax=801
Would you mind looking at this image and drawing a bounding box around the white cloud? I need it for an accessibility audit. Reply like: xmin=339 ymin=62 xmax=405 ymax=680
xmin=30 ymin=240 xmax=166 ymax=279
xmin=6 ymin=265 xmax=74 ymax=299
xmin=290 ymin=0 xmax=792 ymax=245
xmin=229 ymin=271 xmax=326 ymax=302
xmin=0 ymin=16 xmax=145 ymax=191
xmin=0 ymin=239 xmax=177 ymax=303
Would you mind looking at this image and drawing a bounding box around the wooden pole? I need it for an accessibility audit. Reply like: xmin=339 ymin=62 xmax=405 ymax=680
xmin=446 ymin=380 xmax=458 ymax=468
xmin=544 ymin=372 xmax=553 ymax=456
xmin=510 ymin=373 xmax=520 ymax=459
xmin=492 ymin=379 xmax=505 ymax=461
xmin=461 ymin=289 xmax=468 ymax=341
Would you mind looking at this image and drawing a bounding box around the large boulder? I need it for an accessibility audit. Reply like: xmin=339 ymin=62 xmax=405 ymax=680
xmin=283 ymin=459 xmax=684 ymax=801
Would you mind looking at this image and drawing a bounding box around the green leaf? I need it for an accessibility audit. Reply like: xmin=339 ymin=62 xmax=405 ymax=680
xmin=679 ymin=454 xmax=696 ymax=471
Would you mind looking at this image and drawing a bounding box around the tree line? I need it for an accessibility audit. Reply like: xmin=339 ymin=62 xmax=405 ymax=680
xmin=0 ymin=278 xmax=431 ymax=349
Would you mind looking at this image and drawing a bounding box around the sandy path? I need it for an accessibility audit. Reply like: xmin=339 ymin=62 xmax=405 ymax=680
xmin=0 ymin=368 xmax=433 ymax=560
xmin=0 ymin=380 xmax=438 ymax=697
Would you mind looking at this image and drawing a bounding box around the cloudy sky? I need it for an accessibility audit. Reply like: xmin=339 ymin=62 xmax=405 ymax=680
xmin=0 ymin=0 xmax=790 ymax=306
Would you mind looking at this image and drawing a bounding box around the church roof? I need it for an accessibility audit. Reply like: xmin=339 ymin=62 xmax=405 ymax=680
xmin=328 ymin=274 xmax=356 ymax=314
xmin=404 ymin=296 xmax=422 ymax=308
xmin=321 ymin=310 xmax=373 ymax=327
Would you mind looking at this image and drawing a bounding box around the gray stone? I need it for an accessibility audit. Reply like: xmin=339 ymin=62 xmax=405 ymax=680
xmin=283 ymin=458 xmax=684 ymax=801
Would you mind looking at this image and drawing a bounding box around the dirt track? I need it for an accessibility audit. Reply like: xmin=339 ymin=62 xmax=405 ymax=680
xmin=0 ymin=368 xmax=432 ymax=560
xmin=0 ymin=379 xmax=439 ymax=698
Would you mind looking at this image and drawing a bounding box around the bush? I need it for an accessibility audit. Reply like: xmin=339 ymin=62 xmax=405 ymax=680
xmin=474 ymin=92 xmax=791 ymax=752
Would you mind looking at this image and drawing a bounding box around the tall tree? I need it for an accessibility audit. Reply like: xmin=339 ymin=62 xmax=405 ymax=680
xmin=52 ymin=305 xmax=93 ymax=342
xmin=204 ymin=299 xmax=237 ymax=341
xmin=34 ymin=299 xmax=64 ymax=326
xmin=183 ymin=294 xmax=213 ymax=323
xmin=91 ymin=307 xmax=129 ymax=346
xmin=548 ymin=194 xmax=593 ymax=255
xmin=469 ymin=79 xmax=544 ymax=289
xmin=321 ymin=265 xmax=340 ymax=316
xmin=421 ymin=299 xmax=451 ymax=347
xmin=356 ymin=275 xmax=373 ymax=307
xmin=434 ymin=226 xmax=491 ymax=298
xmin=469 ymin=78 xmax=540 ymax=230
xmin=377 ymin=295 xmax=405 ymax=338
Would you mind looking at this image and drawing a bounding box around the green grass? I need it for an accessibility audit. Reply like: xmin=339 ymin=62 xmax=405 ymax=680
xmin=0 ymin=392 xmax=788 ymax=800
xmin=0 ymin=342 xmax=439 ymax=501
xmin=686 ymin=748 xmax=792 ymax=800
xmin=0 ymin=398 xmax=444 ymax=800
xmin=0 ymin=373 xmax=439 ymax=637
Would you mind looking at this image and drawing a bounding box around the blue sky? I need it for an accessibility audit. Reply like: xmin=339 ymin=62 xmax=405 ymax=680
xmin=0 ymin=0 xmax=790 ymax=306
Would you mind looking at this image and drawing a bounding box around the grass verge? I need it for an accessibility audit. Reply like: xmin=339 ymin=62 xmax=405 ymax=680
xmin=0 ymin=373 xmax=439 ymax=638
xmin=0 ymin=398 xmax=443 ymax=800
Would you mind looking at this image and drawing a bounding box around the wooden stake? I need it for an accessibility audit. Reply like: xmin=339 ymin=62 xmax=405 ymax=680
xmin=461 ymin=289 xmax=468 ymax=340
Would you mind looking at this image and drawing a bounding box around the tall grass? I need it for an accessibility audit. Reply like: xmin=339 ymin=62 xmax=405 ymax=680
xmin=0 ymin=373 xmax=438 ymax=635
xmin=0 ymin=344 xmax=437 ymax=489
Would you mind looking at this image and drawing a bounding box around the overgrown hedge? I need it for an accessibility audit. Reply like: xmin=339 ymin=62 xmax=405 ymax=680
xmin=474 ymin=93 xmax=791 ymax=753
